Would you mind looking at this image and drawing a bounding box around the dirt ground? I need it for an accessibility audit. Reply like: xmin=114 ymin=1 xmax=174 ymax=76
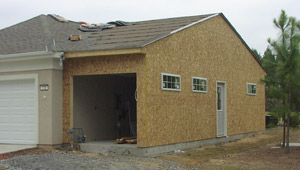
xmin=161 ymin=127 xmax=300 ymax=170
xmin=1 ymin=127 xmax=300 ymax=170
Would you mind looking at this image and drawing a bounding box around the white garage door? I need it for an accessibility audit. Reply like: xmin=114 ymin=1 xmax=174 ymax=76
xmin=0 ymin=78 xmax=37 ymax=144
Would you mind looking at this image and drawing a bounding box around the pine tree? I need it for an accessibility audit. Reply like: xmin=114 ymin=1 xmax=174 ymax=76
xmin=262 ymin=10 xmax=300 ymax=153
xmin=252 ymin=48 xmax=263 ymax=61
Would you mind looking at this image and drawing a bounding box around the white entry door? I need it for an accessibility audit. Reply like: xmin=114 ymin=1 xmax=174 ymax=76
xmin=0 ymin=78 xmax=37 ymax=144
xmin=217 ymin=83 xmax=226 ymax=137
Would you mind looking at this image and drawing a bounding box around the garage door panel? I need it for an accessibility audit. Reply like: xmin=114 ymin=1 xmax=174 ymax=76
xmin=0 ymin=123 xmax=34 ymax=131
xmin=0 ymin=108 xmax=10 ymax=113
xmin=0 ymin=115 xmax=10 ymax=123
xmin=0 ymin=81 xmax=9 ymax=90
xmin=0 ymin=78 xmax=37 ymax=144
xmin=0 ymin=124 xmax=10 ymax=131
xmin=12 ymin=115 xmax=28 ymax=123
xmin=12 ymin=99 xmax=35 ymax=107
xmin=19 ymin=124 xmax=35 ymax=132
xmin=3 ymin=114 xmax=34 ymax=123
xmin=2 ymin=107 xmax=35 ymax=115
xmin=0 ymin=132 xmax=9 ymax=142
xmin=24 ymin=132 xmax=35 ymax=139
xmin=0 ymin=132 xmax=35 ymax=144
xmin=8 ymin=79 xmax=34 ymax=90
xmin=24 ymin=115 xmax=35 ymax=124
xmin=24 ymin=107 xmax=35 ymax=113
xmin=0 ymin=99 xmax=34 ymax=107
xmin=0 ymin=91 xmax=35 ymax=99
xmin=0 ymin=99 xmax=12 ymax=107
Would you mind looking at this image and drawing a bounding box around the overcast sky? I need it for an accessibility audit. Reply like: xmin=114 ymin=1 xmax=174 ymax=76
xmin=1 ymin=0 xmax=299 ymax=55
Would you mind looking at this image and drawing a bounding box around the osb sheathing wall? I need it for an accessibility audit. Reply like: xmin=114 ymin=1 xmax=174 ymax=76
xmin=62 ymin=54 xmax=147 ymax=146
xmin=141 ymin=15 xmax=266 ymax=147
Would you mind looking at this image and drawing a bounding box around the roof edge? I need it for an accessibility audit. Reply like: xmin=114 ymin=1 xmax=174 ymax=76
xmin=0 ymin=51 xmax=63 ymax=62
xmin=218 ymin=13 xmax=266 ymax=73
xmin=141 ymin=13 xmax=220 ymax=47
xmin=170 ymin=13 xmax=220 ymax=34
xmin=64 ymin=48 xmax=144 ymax=58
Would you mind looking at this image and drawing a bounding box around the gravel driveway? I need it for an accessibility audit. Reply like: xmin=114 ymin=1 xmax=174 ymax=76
xmin=0 ymin=153 xmax=188 ymax=170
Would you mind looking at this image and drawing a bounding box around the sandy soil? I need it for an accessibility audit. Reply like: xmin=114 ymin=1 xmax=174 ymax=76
xmin=161 ymin=127 xmax=300 ymax=170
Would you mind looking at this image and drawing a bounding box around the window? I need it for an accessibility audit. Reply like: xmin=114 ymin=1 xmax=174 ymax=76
xmin=217 ymin=86 xmax=222 ymax=110
xmin=192 ymin=77 xmax=207 ymax=93
xmin=247 ymin=83 xmax=257 ymax=95
xmin=161 ymin=73 xmax=181 ymax=91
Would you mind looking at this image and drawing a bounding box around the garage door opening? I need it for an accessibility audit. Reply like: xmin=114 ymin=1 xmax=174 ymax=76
xmin=73 ymin=73 xmax=137 ymax=143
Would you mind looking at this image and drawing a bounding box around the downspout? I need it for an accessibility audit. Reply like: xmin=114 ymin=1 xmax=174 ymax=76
xmin=59 ymin=52 xmax=65 ymax=67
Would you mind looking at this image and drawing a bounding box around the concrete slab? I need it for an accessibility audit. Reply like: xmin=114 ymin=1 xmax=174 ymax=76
xmin=281 ymin=143 xmax=300 ymax=147
xmin=80 ymin=141 xmax=142 ymax=155
xmin=0 ymin=144 xmax=37 ymax=154
xmin=80 ymin=131 xmax=265 ymax=157
xmin=290 ymin=143 xmax=300 ymax=147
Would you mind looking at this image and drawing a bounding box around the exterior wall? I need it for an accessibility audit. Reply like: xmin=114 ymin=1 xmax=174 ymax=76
xmin=51 ymin=70 xmax=63 ymax=144
xmin=0 ymin=69 xmax=63 ymax=145
xmin=62 ymin=54 xmax=146 ymax=145
xmin=141 ymin=15 xmax=266 ymax=147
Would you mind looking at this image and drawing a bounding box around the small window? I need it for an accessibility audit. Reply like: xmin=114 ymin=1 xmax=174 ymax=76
xmin=192 ymin=77 xmax=207 ymax=93
xmin=161 ymin=73 xmax=181 ymax=91
xmin=247 ymin=83 xmax=257 ymax=95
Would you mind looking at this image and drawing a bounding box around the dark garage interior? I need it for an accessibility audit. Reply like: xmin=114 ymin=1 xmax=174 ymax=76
xmin=73 ymin=73 xmax=137 ymax=142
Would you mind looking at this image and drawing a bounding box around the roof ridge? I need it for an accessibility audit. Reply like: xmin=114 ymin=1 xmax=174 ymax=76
xmin=0 ymin=14 xmax=47 ymax=31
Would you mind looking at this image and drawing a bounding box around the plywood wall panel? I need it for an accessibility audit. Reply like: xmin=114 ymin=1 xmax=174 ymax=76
xmin=142 ymin=15 xmax=266 ymax=147
xmin=62 ymin=54 xmax=146 ymax=146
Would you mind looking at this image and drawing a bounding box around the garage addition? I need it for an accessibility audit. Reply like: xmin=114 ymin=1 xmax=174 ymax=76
xmin=0 ymin=75 xmax=38 ymax=144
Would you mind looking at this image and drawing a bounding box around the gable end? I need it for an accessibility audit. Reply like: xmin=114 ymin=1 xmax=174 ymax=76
xmin=218 ymin=13 xmax=266 ymax=73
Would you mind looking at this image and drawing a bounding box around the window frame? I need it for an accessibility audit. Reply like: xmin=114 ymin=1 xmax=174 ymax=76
xmin=192 ymin=77 xmax=208 ymax=93
xmin=161 ymin=73 xmax=181 ymax=91
xmin=247 ymin=83 xmax=257 ymax=95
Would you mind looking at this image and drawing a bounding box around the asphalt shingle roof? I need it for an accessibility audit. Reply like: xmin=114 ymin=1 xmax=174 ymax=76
xmin=0 ymin=14 xmax=215 ymax=55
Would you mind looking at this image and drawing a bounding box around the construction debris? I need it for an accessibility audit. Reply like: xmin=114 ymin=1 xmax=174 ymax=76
xmin=48 ymin=14 xmax=68 ymax=23
xmin=69 ymin=34 xmax=81 ymax=41
xmin=78 ymin=23 xmax=116 ymax=32
xmin=107 ymin=20 xmax=133 ymax=26
xmin=115 ymin=137 xmax=137 ymax=144
xmin=78 ymin=20 xmax=134 ymax=32
xmin=126 ymin=139 xmax=137 ymax=144
xmin=66 ymin=128 xmax=86 ymax=150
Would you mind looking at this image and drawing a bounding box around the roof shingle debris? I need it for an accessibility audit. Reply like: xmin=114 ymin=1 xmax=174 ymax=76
xmin=48 ymin=14 xmax=69 ymax=23
xmin=79 ymin=23 xmax=116 ymax=32
xmin=0 ymin=13 xmax=216 ymax=55
xmin=78 ymin=20 xmax=135 ymax=32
